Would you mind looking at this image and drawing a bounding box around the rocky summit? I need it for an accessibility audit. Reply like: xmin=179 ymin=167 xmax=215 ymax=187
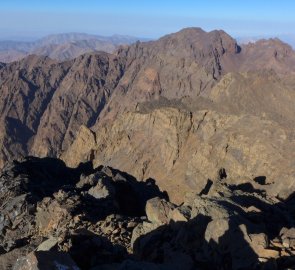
xmin=1 ymin=26 xmax=295 ymax=269
xmin=0 ymin=157 xmax=295 ymax=269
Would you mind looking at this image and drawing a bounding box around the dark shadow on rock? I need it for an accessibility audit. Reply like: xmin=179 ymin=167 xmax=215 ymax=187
xmin=101 ymin=167 xmax=169 ymax=216
xmin=199 ymin=179 xmax=213 ymax=196
xmin=64 ymin=229 xmax=128 ymax=269
xmin=134 ymin=215 xmax=211 ymax=263
xmin=0 ymin=156 xmax=169 ymax=235
xmin=229 ymin=194 xmax=293 ymax=238
xmin=5 ymin=156 xmax=93 ymax=204
xmin=253 ymin=176 xmax=267 ymax=185
xmin=0 ymin=156 xmax=171 ymax=269
xmin=15 ymin=251 xmax=79 ymax=269
xmin=3 ymin=157 xmax=295 ymax=269
xmin=5 ymin=117 xmax=34 ymax=147
xmin=133 ymin=184 xmax=295 ymax=269
xmin=133 ymin=215 xmax=259 ymax=270
xmin=219 ymin=168 xmax=227 ymax=180
xmin=228 ymin=182 xmax=266 ymax=196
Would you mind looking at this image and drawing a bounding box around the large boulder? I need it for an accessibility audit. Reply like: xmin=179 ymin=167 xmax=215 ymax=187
xmin=145 ymin=197 xmax=176 ymax=225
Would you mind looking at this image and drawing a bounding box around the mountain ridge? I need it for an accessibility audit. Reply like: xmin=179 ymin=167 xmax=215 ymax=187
xmin=0 ymin=32 xmax=146 ymax=63
xmin=0 ymin=27 xmax=295 ymax=202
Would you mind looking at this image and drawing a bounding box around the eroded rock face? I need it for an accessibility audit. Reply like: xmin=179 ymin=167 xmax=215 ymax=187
xmin=64 ymin=102 xmax=295 ymax=203
xmin=57 ymin=33 xmax=295 ymax=206
xmin=0 ymin=52 xmax=125 ymax=167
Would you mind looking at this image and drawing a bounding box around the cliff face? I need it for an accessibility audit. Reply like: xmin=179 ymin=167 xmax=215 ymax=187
xmin=0 ymin=52 xmax=127 ymax=165
xmin=0 ymin=56 xmax=70 ymax=167
xmin=97 ymin=28 xmax=241 ymax=123
xmin=63 ymin=105 xmax=295 ymax=203
xmin=30 ymin=52 xmax=125 ymax=157
xmin=0 ymin=28 xmax=241 ymax=165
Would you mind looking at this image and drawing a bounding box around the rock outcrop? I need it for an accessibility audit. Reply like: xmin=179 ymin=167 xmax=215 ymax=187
xmin=63 ymin=92 xmax=295 ymax=203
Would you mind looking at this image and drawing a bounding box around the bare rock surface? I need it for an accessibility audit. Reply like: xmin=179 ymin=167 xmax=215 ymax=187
xmin=65 ymin=100 xmax=295 ymax=203
xmin=0 ymin=157 xmax=166 ymax=269
xmin=0 ymin=157 xmax=293 ymax=269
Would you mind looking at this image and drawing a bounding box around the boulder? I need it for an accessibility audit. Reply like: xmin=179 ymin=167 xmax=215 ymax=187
xmin=35 ymin=198 xmax=73 ymax=236
xmin=0 ymin=246 xmax=34 ymax=270
xmin=145 ymin=197 xmax=175 ymax=225
xmin=280 ymin=227 xmax=295 ymax=248
xmin=37 ymin=237 xmax=59 ymax=251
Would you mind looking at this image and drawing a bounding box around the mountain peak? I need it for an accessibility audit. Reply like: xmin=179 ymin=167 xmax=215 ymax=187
xmin=248 ymin=37 xmax=293 ymax=51
xmin=241 ymin=37 xmax=295 ymax=63
xmin=158 ymin=27 xmax=239 ymax=55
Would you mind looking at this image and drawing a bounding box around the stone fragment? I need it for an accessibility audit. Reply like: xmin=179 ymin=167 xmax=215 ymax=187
xmin=88 ymin=178 xmax=115 ymax=200
xmin=35 ymin=199 xmax=72 ymax=236
xmin=37 ymin=237 xmax=59 ymax=251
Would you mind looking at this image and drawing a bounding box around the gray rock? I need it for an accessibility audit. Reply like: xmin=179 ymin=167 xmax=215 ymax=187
xmin=88 ymin=178 xmax=116 ymax=200
xmin=37 ymin=237 xmax=59 ymax=251
xmin=145 ymin=197 xmax=175 ymax=225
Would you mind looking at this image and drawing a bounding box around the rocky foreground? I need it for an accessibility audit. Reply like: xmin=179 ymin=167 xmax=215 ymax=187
xmin=0 ymin=157 xmax=294 ymax=269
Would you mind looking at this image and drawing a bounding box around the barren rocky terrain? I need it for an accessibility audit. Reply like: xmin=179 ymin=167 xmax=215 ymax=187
xmin=1 ymin=27 xmax=295 ymax=269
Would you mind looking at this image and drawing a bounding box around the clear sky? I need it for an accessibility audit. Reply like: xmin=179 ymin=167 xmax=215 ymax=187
xmin=0 ymin=0 xmax=295 ymax=40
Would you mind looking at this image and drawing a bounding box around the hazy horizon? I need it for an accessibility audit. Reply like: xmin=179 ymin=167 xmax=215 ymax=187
xmin=1 ymin=30 xmax=295 ymax=50
xmin=1 ymin=0 xmax=295 ymax=41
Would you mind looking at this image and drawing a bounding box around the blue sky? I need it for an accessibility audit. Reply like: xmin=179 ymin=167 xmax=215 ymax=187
xmin=0 ymin=0 xmax=295 ymax=40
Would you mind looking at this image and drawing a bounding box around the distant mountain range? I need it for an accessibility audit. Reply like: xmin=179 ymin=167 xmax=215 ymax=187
xmin=237 ymin=34 xmax=295 ymax=48
xmin=0 ymin=33 xmax=147 ymax=62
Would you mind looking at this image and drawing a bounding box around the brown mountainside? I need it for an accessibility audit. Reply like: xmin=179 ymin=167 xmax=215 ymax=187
xmin=1 ymin=27 xmax=295 ymax=203
xmin=31 ymin=52 xmax=126 ymax=157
